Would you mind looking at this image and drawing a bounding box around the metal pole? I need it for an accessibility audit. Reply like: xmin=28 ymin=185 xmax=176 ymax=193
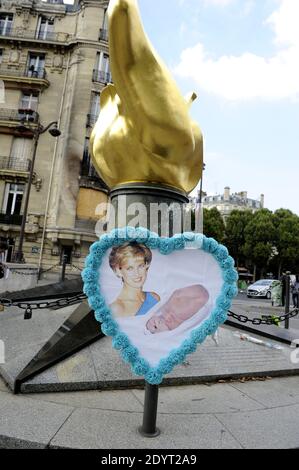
xmin=285 ymin=274 xmax=290 ymax=329
xmin=14 ymin=132 xmax=39 ymax=263
xmin=60 ymin=254 xmax=68 ymax=282
xmin=139 ymin=383 xmax=160 ymax=437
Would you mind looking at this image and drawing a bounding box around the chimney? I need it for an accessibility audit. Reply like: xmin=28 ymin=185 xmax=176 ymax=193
xmin=260 ymin=194 xmax=265 ymax=208
xmin=224 ymin=186 xmax=230 ymax=201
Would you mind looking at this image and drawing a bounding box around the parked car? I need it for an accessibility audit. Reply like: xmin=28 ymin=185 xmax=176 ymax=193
xmin=247 ymin=279 xmax=278 ymax=299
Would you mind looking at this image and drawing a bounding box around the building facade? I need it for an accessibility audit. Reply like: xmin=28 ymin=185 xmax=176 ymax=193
xmin=202 ymin=187 xmax=265 ymax=220
xmin=0 ymin=0 xmax=110 ymax=272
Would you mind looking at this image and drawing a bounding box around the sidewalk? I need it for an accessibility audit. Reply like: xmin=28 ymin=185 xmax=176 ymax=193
xmin=1 ymin=375 xmax=299 ymax=449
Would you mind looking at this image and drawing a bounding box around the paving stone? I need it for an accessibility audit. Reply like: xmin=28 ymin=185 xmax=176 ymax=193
xmin=132 ymin=383 xmax=263 ymax=414
xmin=49 ymin=408 xmax=242 ymax=449
xmin=231 ymin=376 xmax=299 ymax=407
xmin=21 ymin=348 xmax=99 ymax=393
xmin=29 ymin=389 xmax=143 ymax=412
xmin=0 ymin=376 xmax=9 ymax=393
xmin=216 ymin=403 xmax=299 ymax=449
xmin=0 ymin=391 xmax=73 ymax=449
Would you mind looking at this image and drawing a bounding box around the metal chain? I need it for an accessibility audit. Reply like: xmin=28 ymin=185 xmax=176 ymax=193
xmin=0 ymin=293 xmax=87 ymax=319
xmin=227 ymin=308 xmax=299 ymax=325
xmin=10 ymin=262 xmax=82 ymax=276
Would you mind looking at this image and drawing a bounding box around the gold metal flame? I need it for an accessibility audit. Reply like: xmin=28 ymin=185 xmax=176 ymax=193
xmin=90 ymin=0 xmax=203 ymax=195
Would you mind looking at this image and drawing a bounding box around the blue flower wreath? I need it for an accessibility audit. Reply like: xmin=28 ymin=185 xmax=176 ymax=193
xmin=82 ymin=227 xmax=238 ymax=385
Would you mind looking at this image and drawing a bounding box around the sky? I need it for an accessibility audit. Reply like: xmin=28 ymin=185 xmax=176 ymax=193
xmin=64 ymin=0 xmax=299 ymax=215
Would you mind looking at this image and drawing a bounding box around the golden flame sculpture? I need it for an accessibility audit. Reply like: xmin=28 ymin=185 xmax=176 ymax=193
xmin=90 ymin=0 xmax=203 ymax=195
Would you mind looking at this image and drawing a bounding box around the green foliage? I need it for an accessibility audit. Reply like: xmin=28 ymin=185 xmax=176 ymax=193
xmin=203 ymin=207 xmax=225 ymax=242
xmin=225 ymin=210 xmax=254 ymax=265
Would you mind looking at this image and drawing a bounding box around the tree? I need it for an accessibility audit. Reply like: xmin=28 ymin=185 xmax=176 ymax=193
xmin=225 ymin=210 xmax=254 ymax=267
xmin=243 ymin=209 xmax=276 ymax=280
xmin=203 ymin=207 xmax=225 ymax=242
xmin=272 ymin=209 xmax=299 ymax=277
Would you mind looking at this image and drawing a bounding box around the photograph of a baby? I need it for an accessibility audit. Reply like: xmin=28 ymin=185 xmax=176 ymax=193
xmin=145 ymin=285 xmax=209 ymax=334
xmin=109 ymin=241 xmax=210 ymax=335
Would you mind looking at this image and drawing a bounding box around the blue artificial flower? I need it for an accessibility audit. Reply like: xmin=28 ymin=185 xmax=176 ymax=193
xmin=121 ymin=346 xmax=139 ymax=363
xmin=183 ymin=232 xmax=195 ymax=242
xmin=112 ymin=333 xmax=130 ymax=350
xmin=173 ymin=234 xmax=185 ymax=250
xmin=133 ymin=358 xmax=150 ymax=376
xmin=203 ymin=237 xmax=219 ymax=253
xmin=159 ymin=238 xmax=174 ymax=254
xmin=215 ymin=244 xmax=229 ymax=261
xmin=101 ymin=321 xmax=118 ymax=336
xmin=145 ymin=370 xmax=163 ymax=385
xmin=224 ymin=269 xmax=239 ymax=283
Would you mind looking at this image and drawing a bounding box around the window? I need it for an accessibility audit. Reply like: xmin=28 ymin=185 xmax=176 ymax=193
xmin=0 ymin=13 xmax=13 ymax=36
xmin=3 ymin=183 xmax=24 ymax=216
xmin=94 ymin=52 xmax=111 ymax=83
xmin=99 ymin=10 xmax=108 ymax=41
xmin=10 ymin=137 xmax=32 ymax=170
xmin=27 ymin=53 xmax=46 ymax=78
xmin=20 ymin=92 xmax=39 ymax=111
xmin=90 ymin=92 xmax=101 ymax=121
xmin=0 ymin=50 xmax=3 ymax=64
xmin=60 ymin=245 xmax=72 ymax=265
xmin=36 ymin=16 xmax=54 ymax=40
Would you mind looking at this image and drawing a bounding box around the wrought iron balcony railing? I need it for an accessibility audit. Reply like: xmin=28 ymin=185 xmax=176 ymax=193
xmin=0 ymin=66 xmax=47 ymax=80
xmin=99 ymin=28 xmax=108 ymax=42
xmin=0 ymin=156 xmax=30 ymax=172
xmin=0 ymin=108 xmax=39 ymax=124
xmin=92 ymin=69 xmax=112 ymax=84
xmin=0 ymin=28 xmax=72 ymax=43
xmin=0 ymin=212 xmax=23 ymax=226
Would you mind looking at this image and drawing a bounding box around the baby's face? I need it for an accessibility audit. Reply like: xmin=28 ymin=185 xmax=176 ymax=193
xmin=146 ymin=315 xmax=169 ymax=334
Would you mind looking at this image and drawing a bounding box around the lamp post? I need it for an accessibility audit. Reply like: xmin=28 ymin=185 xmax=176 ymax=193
xmin=198 ymin=162 xmax=206 ymax=205
xmin=14 ymin=120 xmax=61 ymax=263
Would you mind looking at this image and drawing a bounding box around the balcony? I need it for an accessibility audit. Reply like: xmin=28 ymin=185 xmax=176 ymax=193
xmin=0 ymin=212 xmax=23 ymax=226
xmin=99 ymin=28 xmax=108 ymax=42
xmin=0 ymin=28 xmax=72 ymax=44
xmin=0 ymin=156 xmax=30 ymax=180
xmin=0 ymin=156 xmax=30 ymax=172
xmin=80 ymin=152 xmax=109 ymax=192
xmin=0 ymin=66 xmax=49 ymax=89
xmin=92 ymin=69 xmax=112 ymax=85
xmin=0 ymin=108 xmax=39 ymax=135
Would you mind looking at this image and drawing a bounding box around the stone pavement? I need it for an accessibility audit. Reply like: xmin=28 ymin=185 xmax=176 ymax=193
xmin=1 ymin=375 xmax=299 ymax=449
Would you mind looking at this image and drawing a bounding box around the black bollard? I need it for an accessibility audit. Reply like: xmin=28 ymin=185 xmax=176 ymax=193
xmin=139 ymin=382 xmax=160 ymax=437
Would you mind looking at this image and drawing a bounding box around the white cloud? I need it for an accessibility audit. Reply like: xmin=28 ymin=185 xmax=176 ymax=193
xmin=175 ymin=0 xmax=299 ymax=101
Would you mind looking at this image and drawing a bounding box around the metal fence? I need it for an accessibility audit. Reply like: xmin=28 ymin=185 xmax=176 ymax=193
xmin=0 ymin=108 xmax=39 ymax=123
xmin=0 ymin=156 xmax=30 ymax=172
xmin=0 ymin=66 xmax=47 ymax=80
xmin=0 ymin=28 xmax=72 ymax=43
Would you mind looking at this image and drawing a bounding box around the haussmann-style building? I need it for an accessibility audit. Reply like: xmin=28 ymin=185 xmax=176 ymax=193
xmin=0 ymin=0 xmax=110 ymax=274
xmin=202 ymin=187 xmax=265 ymax=221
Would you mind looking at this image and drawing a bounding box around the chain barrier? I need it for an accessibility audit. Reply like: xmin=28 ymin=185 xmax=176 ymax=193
xmin=0 ymin=293 xmax=87 ymax=319
xmin=227 ymin=308 xmax=299 ymax=325
xmin=10 ymin=262 xmax=82 ymax=276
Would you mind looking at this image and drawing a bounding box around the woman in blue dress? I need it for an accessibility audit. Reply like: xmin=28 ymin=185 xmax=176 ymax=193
xmin=109 ymin=242 xmax=160 ymax=318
